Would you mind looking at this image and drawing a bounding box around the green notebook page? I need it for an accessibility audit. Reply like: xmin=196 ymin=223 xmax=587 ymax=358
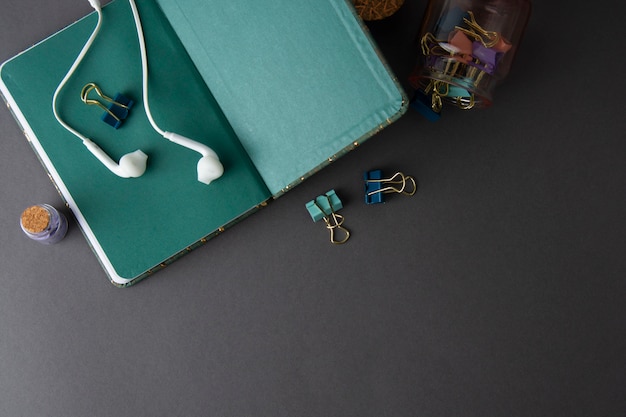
xmin=0 ymin=0 xmax=271 ymax=285
xmin=156 ymin=0 xmax=407 ymax=196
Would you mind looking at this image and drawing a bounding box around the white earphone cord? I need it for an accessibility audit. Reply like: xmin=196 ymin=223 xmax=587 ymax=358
xmin=52 ymin=4 xmax=103 ymax=143
xmin=128 ymin=0 xmax=165 ymax=137
xmin=128 ymin=0 xmax=223 ymax=169
xmin=52 ymin=0 xmax=165 ymax=141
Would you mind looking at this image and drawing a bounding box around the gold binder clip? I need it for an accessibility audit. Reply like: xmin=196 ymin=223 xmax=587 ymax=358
xmin=305 ymin=190 xmax=350 ymax=244
xmin=364 ymin=170 xmax=417 ymax=204
xmin=80 ymin=82 xmax=134 ymax=129
xmin=456 ymin=93 xmax=476 ymax=110
xmin=455 ymin=11 xmax=500 ymax=48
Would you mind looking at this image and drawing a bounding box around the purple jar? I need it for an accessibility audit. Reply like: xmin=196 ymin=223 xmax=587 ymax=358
xmin=20 ymin=204 xmax=68 ymax=244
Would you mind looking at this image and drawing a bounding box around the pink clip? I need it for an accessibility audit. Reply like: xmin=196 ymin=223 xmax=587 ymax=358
xmin=446 ymin=30 xmax=473 ymax=63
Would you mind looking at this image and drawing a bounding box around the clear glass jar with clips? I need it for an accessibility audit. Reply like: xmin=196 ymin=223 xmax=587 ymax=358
xmin=409 ymin=0 xmax=531 ymax=111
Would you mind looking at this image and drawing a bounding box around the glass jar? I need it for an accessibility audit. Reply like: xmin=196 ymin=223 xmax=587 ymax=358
xmin=20 ymin=204 xmax=68 ymax=244
xmin=409 ymin=0 xmax=531 ymax=112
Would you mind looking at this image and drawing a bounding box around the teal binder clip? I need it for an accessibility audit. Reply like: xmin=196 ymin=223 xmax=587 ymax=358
xmin=80 ymin=83 xmax=134 ymax=129
xmin=305 ymin=190 xmax=350 ymax=244
xmin=364 ymin=170 xmax=417 ymax=204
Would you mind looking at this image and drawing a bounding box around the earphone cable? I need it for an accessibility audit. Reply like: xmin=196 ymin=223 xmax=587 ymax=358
xmin=128 ymin=0 xmax=166 ymax=137
xmin=51 ymin=4 xmax=104 ymax=143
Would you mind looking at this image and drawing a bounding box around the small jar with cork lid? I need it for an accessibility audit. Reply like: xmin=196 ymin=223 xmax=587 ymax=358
xmin=20 ymin=204 xmax=68 ymax=244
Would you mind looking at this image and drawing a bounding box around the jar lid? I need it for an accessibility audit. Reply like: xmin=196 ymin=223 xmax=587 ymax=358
xmin=352 ymin=0 xmax=405 ymax=21
xmin=20 ymin=205 xmax=51 ymax=233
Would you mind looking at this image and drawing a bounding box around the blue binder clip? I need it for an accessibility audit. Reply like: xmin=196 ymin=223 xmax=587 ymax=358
xmin=305 ymin=189 xmax=350 ymax=244
xmin=364 ymin=170 xmax=417 ymax=204
xmin=411 ymin=90 xmax=442 ymax=122
xmin=80 ymin=83 xmax=134 ymax=129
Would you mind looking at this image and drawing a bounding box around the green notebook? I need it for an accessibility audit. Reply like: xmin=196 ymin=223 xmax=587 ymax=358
xmin=1 ymin=0 xmax=407 ymax=286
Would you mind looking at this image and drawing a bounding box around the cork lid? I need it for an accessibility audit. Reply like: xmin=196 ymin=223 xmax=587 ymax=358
xmin=20 ymin=206 xmax=50 ymax=233
xmin=352 ymin=0 xmax=405 ymax=21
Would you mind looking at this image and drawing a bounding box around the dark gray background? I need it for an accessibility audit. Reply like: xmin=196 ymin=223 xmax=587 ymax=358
xmin=1 ymin=1 xmax=624 ymax=416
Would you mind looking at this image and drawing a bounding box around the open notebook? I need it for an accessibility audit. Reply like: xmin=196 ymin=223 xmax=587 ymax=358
xmin=0 ymin=0 xmax=407 ymax=286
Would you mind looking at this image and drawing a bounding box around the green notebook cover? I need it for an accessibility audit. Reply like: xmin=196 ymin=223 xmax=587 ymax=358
xmin=1 ymin=0 xmax=407 ymax=286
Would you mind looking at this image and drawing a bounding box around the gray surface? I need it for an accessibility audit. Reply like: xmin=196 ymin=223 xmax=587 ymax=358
xmin=1 ymin=1 xmax=625 ymax=416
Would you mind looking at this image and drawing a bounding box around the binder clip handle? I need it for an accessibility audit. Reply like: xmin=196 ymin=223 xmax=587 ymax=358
xmin=319 ymin=207 xmax=350 ymax=245
xmin=325 ymin=213 xmax=350 ymax=244
xmin=364 ymin=170 xmax=417 ymax=204
xmin=80 ymin=82 xmax=134 ymax=129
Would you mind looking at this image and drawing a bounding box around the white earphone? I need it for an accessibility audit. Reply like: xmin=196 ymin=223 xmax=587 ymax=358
xmin=163 ymin=132 xmax=224 ymax=184
xmin=52 ymin=0 xmax=224 ymax=185
xmin=83 ymin=139 xmax=148 ymax=178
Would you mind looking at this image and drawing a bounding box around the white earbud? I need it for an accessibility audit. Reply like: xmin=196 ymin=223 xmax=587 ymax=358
xmin=163 ymin=132 xmax=224 ymax=184
xmin=88 ymin=0 xmax=101 ymax=10
xmin=83 ymin=139 xmax=148 ymax=178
